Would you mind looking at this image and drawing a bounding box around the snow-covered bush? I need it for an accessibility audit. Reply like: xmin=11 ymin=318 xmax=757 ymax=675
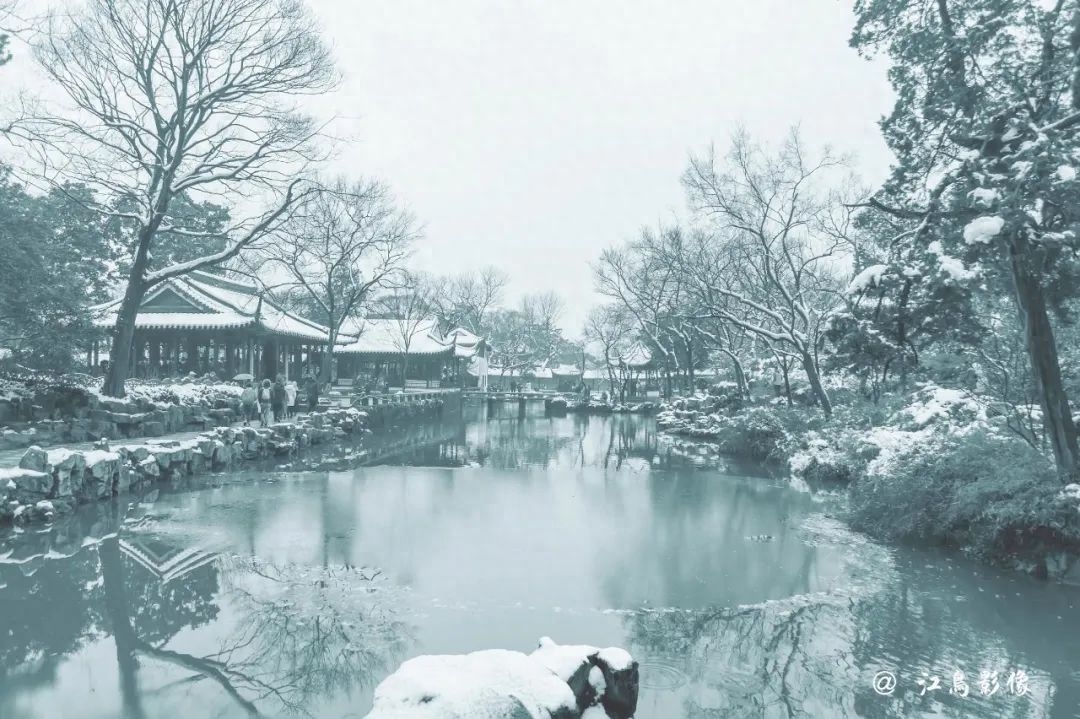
xmin=849 ymin=428 xmax=1080 ymax=566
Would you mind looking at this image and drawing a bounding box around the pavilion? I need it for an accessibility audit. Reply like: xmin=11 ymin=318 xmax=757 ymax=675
xmin=334 ymin=317 xmax=457 ymax=388
xmin=91 ymin=270 xmax=332 ymax=381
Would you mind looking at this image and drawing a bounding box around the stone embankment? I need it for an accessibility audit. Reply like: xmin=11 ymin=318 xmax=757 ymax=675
xmin=0 ymin=382 xmax=245 ymax=451
xmin=1 ymin=398 xmax=445 ymax=526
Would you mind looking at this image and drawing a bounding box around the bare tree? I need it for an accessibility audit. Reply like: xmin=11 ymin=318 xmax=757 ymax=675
xmin=595 ymin=225 xmax=701 ymax=397
xmin=682 ymin=129 xmax=850 ymax=416
xmin=488 ymin=292 xmax=565 ymax=376
xmin=22 ymin=0 xmax=337 ymax=396
xmin=376 ymin=275 xmax=438 ymax=387
xmin=584 ymin=303 xmax=634 ymax=398
xmin=430 ymin=266 xmax=507 ymax=335
xmin=256 ymin=177 xmax=417 ymax=378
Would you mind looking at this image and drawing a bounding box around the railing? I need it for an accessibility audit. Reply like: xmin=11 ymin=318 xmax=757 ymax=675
xmin=352 ymin=388 xmax=459 ymax=408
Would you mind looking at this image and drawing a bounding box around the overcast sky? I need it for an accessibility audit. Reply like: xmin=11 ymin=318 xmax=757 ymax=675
xmin=3 ymin=0 xmax=895 ymax=337
xmin=303 ymin=0 xmax=896 ymax=335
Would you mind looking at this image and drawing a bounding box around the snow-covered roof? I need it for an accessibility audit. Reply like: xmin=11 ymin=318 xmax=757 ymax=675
xmin=445 ymin=327 xmax=486 ymax=359
xmin=619 ymin=342 xmax=653 ymax=368
xmin=335 ymin=317 xmax=453 ymax=356
xmin=549 ymin=363 xmax=582 ymax=378
xmin=91 ymin=270 xmax=332 ymax=341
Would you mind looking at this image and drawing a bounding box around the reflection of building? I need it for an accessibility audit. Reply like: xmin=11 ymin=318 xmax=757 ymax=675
xmin=120 ymin=537 xmax=218 ymax=584
xmin=91 ymin=270 xmax=332 ymax=380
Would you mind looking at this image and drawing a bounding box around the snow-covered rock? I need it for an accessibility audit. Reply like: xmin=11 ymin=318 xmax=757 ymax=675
xmin=366 ymin=649 xmax=578 ymax=719
xmin=366 ymin=638 xmax=639 ymax=719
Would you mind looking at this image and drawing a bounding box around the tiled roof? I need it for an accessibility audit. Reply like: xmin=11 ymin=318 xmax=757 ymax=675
xmin=620 ymin=342 xmax=653 ymax=368
xmin=91 ymin=270 xmax=332 ymax=341
xmin=335 ymin=317 xmax=453 ymax=356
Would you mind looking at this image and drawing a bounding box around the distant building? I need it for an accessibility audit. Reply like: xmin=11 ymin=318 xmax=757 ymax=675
xmin=334 ymin=319 xmax=488 ymax=389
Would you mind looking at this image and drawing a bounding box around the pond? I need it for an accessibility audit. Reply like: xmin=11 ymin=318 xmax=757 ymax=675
xmin=1 ymin=410 xmax=1078 ymax=718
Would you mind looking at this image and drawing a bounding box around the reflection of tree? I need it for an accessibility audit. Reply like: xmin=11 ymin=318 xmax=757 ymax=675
xmin=625 ymin=558 xmax=1071 ymax=719
xmin=209 ymin=555 xmax=413 ymax=715
xmin=626 ymin=597 xmax=861 ymax=717
xmin=34 ymin=531 xmax=414 ymax=718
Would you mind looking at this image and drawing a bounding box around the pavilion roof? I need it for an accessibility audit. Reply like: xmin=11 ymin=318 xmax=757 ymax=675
xmin=549 ymin=363 xmax=583 ymax=378
xmin=619 ymin=342 xmax=654 ymax=369
xmin=335 ymin=317 xmax=453 ymax=356
xmin=445 ymin=327 xmax=486 ymax=358
xmin=91 ymin=270 xmax=333 ymax=342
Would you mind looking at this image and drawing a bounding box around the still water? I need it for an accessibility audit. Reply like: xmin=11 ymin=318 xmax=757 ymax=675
xmin=1 ymin=411 xmax=1078 ymax=718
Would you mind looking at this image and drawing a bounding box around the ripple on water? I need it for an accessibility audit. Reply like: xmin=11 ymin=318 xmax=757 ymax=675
xmin=637 ymin=661 xmax=689 ymax=691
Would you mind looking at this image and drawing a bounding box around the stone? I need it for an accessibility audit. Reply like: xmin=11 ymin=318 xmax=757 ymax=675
xmin=3 ymin=429 xmax=31 ymax=449
xmin=19 ymin=445 xmax=49 ymax=473
xmin=530 ymin=638 xmax=638 ymax=719
xmin=366 ymin=649 xmax=578 ymax=719
xmin=595 ymin=648 xmax=638 ymax=719
xmin=1 ymin=467 xmax=51 ymax=499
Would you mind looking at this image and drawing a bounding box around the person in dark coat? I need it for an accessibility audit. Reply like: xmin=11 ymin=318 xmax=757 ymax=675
xmin=305 ymin=374 xmax=320 ymax=412
xmin=272 ymin=375 xmax=288 ymax=422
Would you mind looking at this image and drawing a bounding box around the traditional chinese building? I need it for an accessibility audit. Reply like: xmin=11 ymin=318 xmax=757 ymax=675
xmin=91 ymin=270 xmax=333 ymax=381
xmin=334 ymin=317 xmax=458 ymax=388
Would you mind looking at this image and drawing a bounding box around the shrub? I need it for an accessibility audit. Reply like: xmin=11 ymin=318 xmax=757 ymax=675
xmin=848 ymin=430 xmax=1080 ymax=563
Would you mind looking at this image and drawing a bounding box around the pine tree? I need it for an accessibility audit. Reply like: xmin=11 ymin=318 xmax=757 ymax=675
xmin=851 ymin=0 xmax=1080 ymax=480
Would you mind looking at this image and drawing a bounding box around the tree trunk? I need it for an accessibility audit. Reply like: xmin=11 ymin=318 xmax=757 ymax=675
xmin=686 ymin=343 xmax=695 ymax=393
xmin=1011 ymin=251 xmax=1080 ymax=480
xmin=723 ymin=350 xmax=748 ymax=399
xmin=103 ymin=242 xmax=153 ymax=397
xmin=321 ymin=328 xmax=337 ymax=383
xmin=801 ymin=351 xmax=832 ymax=417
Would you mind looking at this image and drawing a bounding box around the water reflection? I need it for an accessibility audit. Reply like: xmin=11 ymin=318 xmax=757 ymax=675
xmin=624 ymin=545 xmax=1080 ymax=718
xmin=1 ymin=414 xmax=1078 ymax=718
xmin=1 ymin=504 xmax=409 ymax=719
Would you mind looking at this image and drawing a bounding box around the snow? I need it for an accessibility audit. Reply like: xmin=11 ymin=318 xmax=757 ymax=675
xmin=0 ymin=467 xmax=46 ymax=481
xmin=1055 ymin=165 xmax=1077 ymax=182
xmin=846 ymin=264 xmax=888 ymax=294
xmin=1013 ymin=160 xmax=1034 ymax=179
xmin=936 ymin=254 xmax=978 ymax=282
xmin=963 ymin=216 xmax=1005 ymax=245
xmin=926 ymin=240 xmax=978 ymax=281
xmin=597 ymin=647 xmax=634 ymax=672
xmin=968 ymin=188 xmax=1000 ymax=207
xmin=581 ymin=707 xmax=609 ymax=719
xmin=588 ymin=666 xmax=606 ymax=695
xmin=367 ymin=649 xmax=578 ymax=719
xmin=83 ymin=450 xmax=120 ymax=466
xmin=531 ymin=637 xmax=596 ymax=681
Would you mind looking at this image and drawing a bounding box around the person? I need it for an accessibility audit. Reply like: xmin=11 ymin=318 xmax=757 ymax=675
xmin=259 ymin=379 xmax=273 ymax=426
xmin=239 ymin=381 xmax=258 ymax=426
xmin=285 ymin=379 xmax=298 ymax=418
xmin=305 ymin=374 xmax=320 ymax=412
xmin=272 ymin=375 xmax=288 ymax=422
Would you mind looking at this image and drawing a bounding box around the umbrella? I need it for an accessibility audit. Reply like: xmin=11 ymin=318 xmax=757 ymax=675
xmin=232 ymin=373 xmax=254 ymax=381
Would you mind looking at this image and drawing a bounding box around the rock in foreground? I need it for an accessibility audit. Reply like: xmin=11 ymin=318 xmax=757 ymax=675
xmin=366 ymin=638 xmax=638 ymax=719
